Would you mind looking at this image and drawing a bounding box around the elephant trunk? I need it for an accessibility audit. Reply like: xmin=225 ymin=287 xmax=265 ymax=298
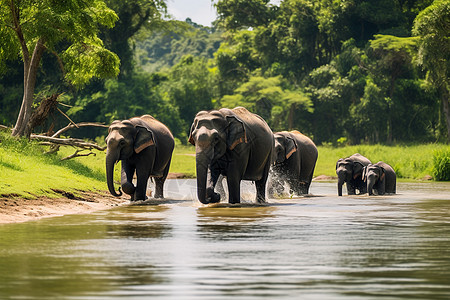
xmin=367 ymin=177 xmax=375 ymax=196
xmin=337 ymin=172 xmax=345 ymax=196
xmin=195 ymin=146 xmax=220 ymax=204
xmin=196 ymin=153 xmax=209 ymax=204
xmin=106 ymin=150 xmax=122 ymax=197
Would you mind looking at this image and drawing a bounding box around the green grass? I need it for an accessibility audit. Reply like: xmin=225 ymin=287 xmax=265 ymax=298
xmin=0 ymin=131 xmax=197 ymax=198
xmin=1 ymin=129 xmax=448 ymax=199
xmin=169 ymin=144 xmax=196 ymax=178
xmin=0 ymin=132 xmax=106 ymax=198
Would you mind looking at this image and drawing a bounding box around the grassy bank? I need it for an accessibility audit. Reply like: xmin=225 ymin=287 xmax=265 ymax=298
xmin=0 ymin=131 xmax=196 ymax=198
xmin=0 ymin=129 xmax=448 ymax=198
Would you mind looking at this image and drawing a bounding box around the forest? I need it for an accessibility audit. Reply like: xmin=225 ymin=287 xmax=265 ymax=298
xmin=0 ymin=0 xmax=448 ymax=146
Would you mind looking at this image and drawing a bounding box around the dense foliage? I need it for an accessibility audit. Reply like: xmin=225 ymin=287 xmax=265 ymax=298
xmin=0 ymin=0 xmax=448 ymax=145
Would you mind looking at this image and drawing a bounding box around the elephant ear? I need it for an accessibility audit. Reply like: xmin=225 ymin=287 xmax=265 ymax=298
xmin=380 ymin=167 xmax=386 ymax=181
xmin=226 ymin=115 xmax=247 ymax=150
xmin=285 ymin=137 xmax=297 ymax=159
xmin=134 ymin=125 xmax=155 ymax=154
xmin=336 ymin=158 xmax=344 ymax=170
xmin=353 ymin=162 xmax=364 ymax=179
xmin=188 ymin=119 xmax=198 ymax=145
xmin=362 ymin=166 xmax=368 ymax=182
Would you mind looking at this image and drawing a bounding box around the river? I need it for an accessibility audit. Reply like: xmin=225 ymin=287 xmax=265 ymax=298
xmin=1 ymin=180 xmax=450 ymax=299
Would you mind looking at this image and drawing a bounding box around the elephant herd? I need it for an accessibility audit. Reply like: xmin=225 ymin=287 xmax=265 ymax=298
xmin=105 ymin=108 xmax=396 ymax=203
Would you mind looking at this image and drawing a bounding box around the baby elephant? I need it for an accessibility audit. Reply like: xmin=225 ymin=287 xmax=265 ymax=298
xmin=362 ymin=161 xmax=396 ymax=195
xmin=271 ymin=131 xmax=318 ymax=195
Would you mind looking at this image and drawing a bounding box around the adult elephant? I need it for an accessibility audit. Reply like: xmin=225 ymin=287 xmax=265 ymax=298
xmin=105 ymin=115 xmax=174 ymax=201
xmin=189 ymin=107 xmax=274 ymax=204
xmin=336 ymin=153 xmax=371 ymax=196
xmin=362 ymin=161 xmax=396 ymax=195
xmin=271 ymin=131 xmax=318 ymax=195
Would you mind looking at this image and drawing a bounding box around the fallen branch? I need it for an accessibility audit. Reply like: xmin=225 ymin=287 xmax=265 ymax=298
xmin=31 ymin=135 xmax=106 ymax=151
xmin=60 ymin=149 xmax=96 ymax=161
xmin=52 ymin=122 xmax=108 ymax=138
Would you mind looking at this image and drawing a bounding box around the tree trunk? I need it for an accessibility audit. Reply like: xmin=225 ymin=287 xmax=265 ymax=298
xmin=12 ymin=39 xmax=45 ymax=138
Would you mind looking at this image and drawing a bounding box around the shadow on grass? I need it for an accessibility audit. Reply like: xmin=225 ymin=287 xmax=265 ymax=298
xmin=0 ymin=160 xmax=24 ymax=172
xmin=46 ymin=153 xmax=106 ymax=182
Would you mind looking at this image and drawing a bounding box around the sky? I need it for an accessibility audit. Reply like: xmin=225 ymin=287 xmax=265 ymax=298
xmin=166 ymin=0 xmax=282 ymax=27
xmin=166 ymin=0 xmax=217 ymax=27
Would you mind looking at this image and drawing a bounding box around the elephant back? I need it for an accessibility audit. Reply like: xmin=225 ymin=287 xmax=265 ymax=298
xmin=139 ymin=115 xmax=174 ymax=140
xmin=289 ymin=131 xmax=317 ymax=152
xmin=230 ymin=107 xmax=272 ymax=134
xmin=349 ymin=153 xmax=372 ymax=166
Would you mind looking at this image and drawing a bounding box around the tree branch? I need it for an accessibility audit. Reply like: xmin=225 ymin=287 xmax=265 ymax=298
xmin=52 ymin=122 xmax=108 ymax=138
xmin=60 ymin=149 xmax=96 ymax=161
xmin=31 ymin=135 xmax=106 ymax=151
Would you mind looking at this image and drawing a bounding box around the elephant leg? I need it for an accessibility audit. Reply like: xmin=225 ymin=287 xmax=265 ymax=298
xmin=347 ymin=183 xmax=356 ymax=195
xmin=215 ymin=175 xmax=227 ymax=200
xmin=359 ymin=184 xmax=368 ymax=194
xmin=206 ymin=167 xmax=221 ymax=203
xmin=255 ymin=159 xmax=270 ymax=203
xmin=154 ymin=177 xmax=164 ymax=198
xmin=377 ymin=180 xmax=385 ymax=195
xmin=134 ymin=168 xmax=151 ymax=201
xmin=154 ymin=159 xmax=171 ymax=198
xmin=296 ymin=181 xmax=308 ymax=195
xmin=154 ymin=169 xmax=167 ymax=199
xmin=121 ymin=161 xmax=136 ymax=197
xmin=302 ymin=170 xmax=315 ymax=195
xmin=227 ymin=176 xmax=241 ymax=204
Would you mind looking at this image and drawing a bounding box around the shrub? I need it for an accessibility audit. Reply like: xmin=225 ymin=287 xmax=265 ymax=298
xmin=432 ymin=150 xmax=450 ymax=181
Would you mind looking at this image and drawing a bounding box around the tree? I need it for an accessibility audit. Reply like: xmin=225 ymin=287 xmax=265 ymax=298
xmin=369 ymin=34 xmax=418 ymax=143
xmin=413 ymin=0 xmax=450 ymax=142
xmin=221 ymin=75 xmax=313 ymax=131
xmin=160 ymin=55 xmax=216 ymax=128
xmin=215 ymin=0 xmax=275 ymax=30
xmin=101 ymin=0 xmax=167 ymax=77
xmin=0 ymin=0 xmax=120 ymax=137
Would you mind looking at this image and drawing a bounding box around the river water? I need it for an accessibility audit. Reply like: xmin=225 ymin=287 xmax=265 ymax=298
xmin=1 ymin=180 xmax=450 ymax=299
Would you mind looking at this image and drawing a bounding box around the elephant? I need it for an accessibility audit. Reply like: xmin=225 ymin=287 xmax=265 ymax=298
xmin=270 ymin=131 xmax=318 ymax=195
xmin=105 ymin=115 xmax=174 ymax=201
xmin=336 ymin=153 xmax=371 ymax=196
xmin=188 ymin=107 xmax=274 ymax=204
xmin=362 ymin=161 xmax=396 ymax=195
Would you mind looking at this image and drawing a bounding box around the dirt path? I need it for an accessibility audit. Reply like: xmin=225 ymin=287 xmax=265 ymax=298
xmin=0 ymin=190 xmax=128 ymax=224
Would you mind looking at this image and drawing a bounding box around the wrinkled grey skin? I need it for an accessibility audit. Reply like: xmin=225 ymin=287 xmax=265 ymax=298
xmin=270 ymin=131 xmax=318 ymax=195
xmin=105 ymin=115 xmax=174 ymax=201
xmin=336 ymin=153 xmax=371 ymax=196
xmin=362 ymin=161 xmax=396 ymax=195
xmin=189 ymin=107 xmax=274 ymax=204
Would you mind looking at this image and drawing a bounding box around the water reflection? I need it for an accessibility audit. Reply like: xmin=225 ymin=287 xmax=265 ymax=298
xmin=197 ymin=206 xmax=277 ymax=241
xmin=0 ymin=181 xmax=450 ymax=299
xmin=105 ymin=205 xmax=172 ymax=239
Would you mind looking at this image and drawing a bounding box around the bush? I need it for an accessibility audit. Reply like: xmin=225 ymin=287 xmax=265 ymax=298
xmin=432 ymin=150 xmax=450 ymax=181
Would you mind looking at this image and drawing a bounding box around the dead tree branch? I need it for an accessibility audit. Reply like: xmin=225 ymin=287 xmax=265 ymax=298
xmin=31 ymin=135 xmax=106 ymax=151
xmin=60 ymin=149 xmax=96 ymax=161
xmin=52 ymin=122 xmax=108 ymax=138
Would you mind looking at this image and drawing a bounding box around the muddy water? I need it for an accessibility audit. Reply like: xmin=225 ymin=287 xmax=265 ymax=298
xmin=1 ymin=180 xmax=450 ymax=299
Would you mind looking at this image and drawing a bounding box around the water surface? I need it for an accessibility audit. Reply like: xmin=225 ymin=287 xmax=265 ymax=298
xmin=1 ymin=180 xmax=450 ymax=299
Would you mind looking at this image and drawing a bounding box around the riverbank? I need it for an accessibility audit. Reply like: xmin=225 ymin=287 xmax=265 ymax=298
xmin=0 ymin=190 xmax=128 ymax=224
